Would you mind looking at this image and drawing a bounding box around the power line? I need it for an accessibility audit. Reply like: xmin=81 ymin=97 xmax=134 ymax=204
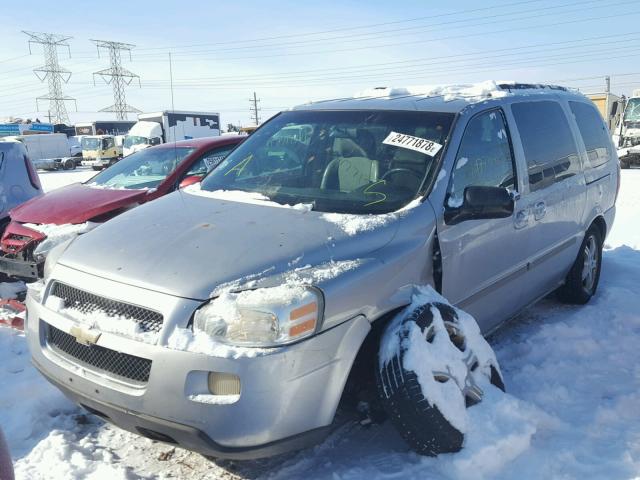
xmin=91 ymin=39 xmax=141 ymax=120
xmin=23 ymin=30 xmax=76 ymax=124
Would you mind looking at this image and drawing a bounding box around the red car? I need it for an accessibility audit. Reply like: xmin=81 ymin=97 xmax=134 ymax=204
xmin=0 ymin=136 xmax=243 ymax=280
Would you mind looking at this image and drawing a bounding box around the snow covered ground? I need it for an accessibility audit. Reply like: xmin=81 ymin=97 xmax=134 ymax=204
xmin=0 ymin=169 xmax=639 ymax=479
xmin=37 ymin=167 xmax=96 ymax=193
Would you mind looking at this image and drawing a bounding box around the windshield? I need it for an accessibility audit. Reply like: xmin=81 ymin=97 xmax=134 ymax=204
xmin=124 ymin=135 xmax=148 ymax=148
xmin=200 ymin=110 xmax=454 ymax=214
xmin=624 ymin=98 xmax=640 ymax=123
xmin=81 ymin=137 xmax=100 ymax=150
xmin=88 ymin=147 xmax=195 ymax=190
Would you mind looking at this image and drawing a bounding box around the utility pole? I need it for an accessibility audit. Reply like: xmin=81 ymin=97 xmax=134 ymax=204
xmin=605 ymin=75 xmax=611 ymax=94
xmin=168 ymin=52 xmax=175 ymax=112
xmin=91 ymin=39 xmax=141 ymax=120
xmin=249 ymin=91 xmax=261 ymax=126
xmin=23 ymin=31 xmax=76 ymax=124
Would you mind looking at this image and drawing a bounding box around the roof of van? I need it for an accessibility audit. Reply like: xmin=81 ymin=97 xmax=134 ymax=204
xmin=293 ymin=80 xmax=589 ymax=114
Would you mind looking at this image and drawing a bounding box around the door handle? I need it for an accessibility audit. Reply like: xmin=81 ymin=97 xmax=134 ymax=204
xmin=533 ymin=201 xmax=546 ymax=220
xmin=514 ymin=209 xmax=529 ymax=229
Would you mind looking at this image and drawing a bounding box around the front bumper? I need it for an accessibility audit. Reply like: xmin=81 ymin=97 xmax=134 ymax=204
xmin=0 ymin=255 xmax=40 ymax=280
xmin=25 ymin=266 xmax=369 ymax=458
xmin=81 ymin=159 xmax=111 ymax=167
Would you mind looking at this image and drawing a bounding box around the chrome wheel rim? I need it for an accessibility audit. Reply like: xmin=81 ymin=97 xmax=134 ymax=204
xmin=581 ymin=235 xmax=598 ymax=292
xmin=426 ymin=322 xmax=483 ymax=407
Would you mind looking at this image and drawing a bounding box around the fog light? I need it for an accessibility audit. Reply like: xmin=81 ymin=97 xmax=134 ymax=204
xmin=208 ymin=372 xmax=241 ymax=396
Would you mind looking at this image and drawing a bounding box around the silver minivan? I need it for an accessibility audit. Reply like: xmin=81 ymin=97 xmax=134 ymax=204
xmin=25 ymin=82 xmax=618 ymax=459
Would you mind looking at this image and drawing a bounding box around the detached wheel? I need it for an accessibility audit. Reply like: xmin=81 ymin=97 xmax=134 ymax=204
xmin=376 ymin=297 xmax=504 ymax=456
xmin=557 ymin=226 xmax=603 ymax=304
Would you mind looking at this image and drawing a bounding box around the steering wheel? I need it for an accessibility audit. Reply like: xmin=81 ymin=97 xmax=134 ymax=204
xmin=273 ymin=145 xmax=303 ymax=168
xmin=381 ymin=168 xmax=420 ymax=181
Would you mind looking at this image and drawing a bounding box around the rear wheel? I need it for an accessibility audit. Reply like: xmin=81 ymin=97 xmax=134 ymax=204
xmin=557 ymin=226 xmax=603 ymax=304
xmin=376 ymin=298 xmax=504 ymax=456
xmin=91 ymin=166 xmax=102 ymax=171
xmin=62 ymin=158 xmax=75 ymax=170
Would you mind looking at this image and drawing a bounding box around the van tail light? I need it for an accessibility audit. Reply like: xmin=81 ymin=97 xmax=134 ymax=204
xmin=24 ymin=155 xmax=42 ymax=191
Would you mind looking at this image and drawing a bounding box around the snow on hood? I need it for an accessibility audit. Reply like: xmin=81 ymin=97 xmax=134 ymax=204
xmin=24 ymin=222 xmax=97 ymax=257
xmin=57 ymin=190 xmax=400 ymax=299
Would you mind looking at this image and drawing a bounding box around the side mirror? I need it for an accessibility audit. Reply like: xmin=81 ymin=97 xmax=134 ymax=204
xmin=445 ymin=186 xmax=514 ymax=225
xmin=179 ymin=175 xmax=202 ymax=189
xmin=149 ymin=137 xmax=162 ymax=146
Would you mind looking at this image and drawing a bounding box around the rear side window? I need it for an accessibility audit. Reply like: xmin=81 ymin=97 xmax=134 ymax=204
xmin=447 ymin=109 xmax=516 ymax=207
xmin=186 ymin=145 xmax=235 ymax=177
xmin=512 ymin=101 xmax=580 ymax=192
xmin=569 ymin=101 xmax=611 ymax=169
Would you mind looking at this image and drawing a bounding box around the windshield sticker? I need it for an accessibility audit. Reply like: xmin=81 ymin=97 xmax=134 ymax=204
xmin=204 ymin=154 xmax=226 ymax=170
xmin=382 ymin=131 xmax=443 ymax=157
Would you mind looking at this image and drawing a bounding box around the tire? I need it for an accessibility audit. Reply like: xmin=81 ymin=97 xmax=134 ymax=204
xmin=62 ymin=159 xmax=74 ymax=170
xmin=376 ymin=299 xmax=504 ymax=456
xmin=620 ymin=159 xmax=630 ymax=169
xmin=92 ymin=166 xmax=102 ymax=171
xmin=557 ymin=226 xmax=603 ymax=304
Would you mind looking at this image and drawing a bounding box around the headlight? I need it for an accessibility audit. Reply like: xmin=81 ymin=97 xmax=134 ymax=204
xmin=42 ymin=238 xmax=75 ymax=281
xmin=194 ymin=285 xmax=323 ymax=347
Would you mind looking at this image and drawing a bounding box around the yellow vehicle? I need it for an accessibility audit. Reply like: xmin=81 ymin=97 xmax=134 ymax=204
xmin=80 ymin=135 xmax=123 ymax=170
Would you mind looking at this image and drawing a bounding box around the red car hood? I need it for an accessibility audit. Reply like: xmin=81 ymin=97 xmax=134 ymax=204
xmin=10 ymin=183 xmax=149 ymax=225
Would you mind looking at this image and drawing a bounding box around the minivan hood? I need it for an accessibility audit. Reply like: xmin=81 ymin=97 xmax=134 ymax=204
xmin=10 ymin=183 xmax=148 ymax=225
xmin=58 ymin=190 xmax=400 ymax=300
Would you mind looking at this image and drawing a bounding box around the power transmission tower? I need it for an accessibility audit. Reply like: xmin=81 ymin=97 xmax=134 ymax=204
xmin=91 ymin=39 xmax=141 ymax=120
xmin=249 ymin=92 xmax=261 ymax=126
xmin=23 ymin=31 xmax=76 ymax=124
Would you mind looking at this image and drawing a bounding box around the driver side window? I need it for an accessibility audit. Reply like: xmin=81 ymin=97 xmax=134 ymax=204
xmin=447 ymin=109 xmax=516 ymax=207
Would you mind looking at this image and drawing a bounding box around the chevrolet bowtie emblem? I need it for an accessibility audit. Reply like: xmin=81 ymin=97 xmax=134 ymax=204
xmin=69 ymin=326 xmax=101 ymax=346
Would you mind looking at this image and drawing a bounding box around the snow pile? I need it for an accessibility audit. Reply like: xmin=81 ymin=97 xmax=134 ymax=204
xmin=167 ymin=326 xmax=268 ymax=358
xmin=210 ymin=260 xmax=363 ymax=297
xmin=321 ymin=211 xmax=398 ymax=236
xmin=13 ymin=430 xmax=133 ymax=480
xmin=0 ymin=329 xmax=76 ymax=459
xmin=45 ymin=295 xmax=159 ymax=344
xmin=24 ymin=222 xmax=96 ymax=257
xmin=379 ymin=286 xmax=503 ymax=434
xmin=322 ymin=198 xmax=421 ymax=236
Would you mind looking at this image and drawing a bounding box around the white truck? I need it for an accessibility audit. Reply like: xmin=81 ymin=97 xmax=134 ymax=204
xmin=0 ymin=133 xmax=76 ymax=170
xmin=122 ymin=111 xmax=221 ymax=157
xmin=613 ymin=89 xmax=640 ymax=168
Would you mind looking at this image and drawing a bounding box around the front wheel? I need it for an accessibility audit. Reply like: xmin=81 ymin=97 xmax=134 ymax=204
xmin=376 ymin=292 xmax=504 ymax=456
xmin=91 ymin=166 xmax=102 ymax=171
xmin=557 ymin=227 xmax=603 ymax=304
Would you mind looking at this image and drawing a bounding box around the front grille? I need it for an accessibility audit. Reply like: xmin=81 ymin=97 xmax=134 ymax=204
xmin=50 ymin=282 xmax=163 ymax=333
xmin=46 ymin=323 xmax=152 ymax=383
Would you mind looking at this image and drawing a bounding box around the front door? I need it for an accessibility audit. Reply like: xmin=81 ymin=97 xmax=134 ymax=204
xmin=437 ymin=108 xmax=529 ymax=332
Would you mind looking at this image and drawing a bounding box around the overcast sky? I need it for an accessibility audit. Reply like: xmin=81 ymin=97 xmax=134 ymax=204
xmin=0 ymin=0 xmax=636 ymax=127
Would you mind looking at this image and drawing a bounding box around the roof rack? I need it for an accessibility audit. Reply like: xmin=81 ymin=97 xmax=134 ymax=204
xmin=497 ymin=83 xmax=568 ymax=92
